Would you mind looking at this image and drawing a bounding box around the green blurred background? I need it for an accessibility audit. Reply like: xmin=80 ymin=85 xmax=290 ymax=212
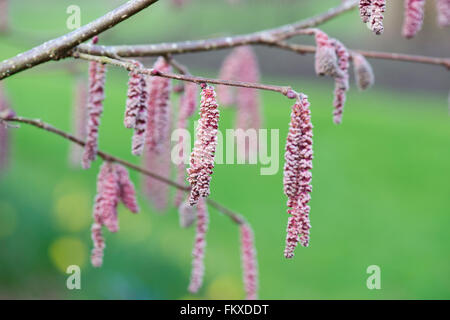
xmin=0 ymin=0 xmax=449 ymax=299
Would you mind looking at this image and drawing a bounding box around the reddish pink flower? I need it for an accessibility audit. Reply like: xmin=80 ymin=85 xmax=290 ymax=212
xmin=90 ymin=221 xmax=105 ymax=268
xmin=188 ymin=198 xmax=209 ymax=293
xmin=82 ymin=58 xmax=106 ymax=169
xmin=143 ymin=139 xmax=171 ymax=211
xmin=115 ymin=164 xmax=139 ymax=213
xmin=313 ymin=30 xmax=340 ymax=77
xmin=0 ymin=83 xmax=12 ymax=172
xmin=132 ymin=72 xmax=149 ymax=156
xmin=240 ymin=223 xmax=258 ymax=300
xmin=124 ymin=63 xmax=143 ymax=129
xmin=283 ymin=93 xmax=313 ymax=258
xmin=174 ymin=82 xmax=199 ymax=207
xmin=359 ymin=0 xmax=373 ymax=23
xmin=352 ymin=52 xmax=375 ymax=90
xmin=69 ymin=79 xmax=88 ymax=167
xmin=0 ymin=0 xmax=9 ymax=33
xmin=94 ymin=162 xmax=120 ymax=233
xmin=402 ymin=0 xmax=426 ymax=38
xmin=146 ymin=57 xmax=172 ymax=153
xmin=332 ymin=40 xmax=350 ymax=124
xmin=178 ymin=199 xmax=196 ymax=228
xmin=90 ymin=162 xmax=140 ymax=267
xmin=235 ymin=47 xmax=262 ymax=158
xmin=217 ymin=49 xmax=241 ymax=106
xmin=187 ymin=84 xmax=220 ymax=206
xmin=436 ymin=0 xmax=450 ymax=27
xmin=369 ymin=0 xmax=386 ymax=35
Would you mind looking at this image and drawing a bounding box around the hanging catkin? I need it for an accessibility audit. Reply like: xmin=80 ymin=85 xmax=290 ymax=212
xmin=69 ymin=78 xmax=88 ymax=167
xmin=352 ymin=52 xmax=375 ymax=90
xmin=90 ymin=162 xmax=139 ymax=267
xmin=187 ymin=84 xmax=220 ymax=206
xmin=82 ymin=37 xmax=106 ymax=169
xmin=240 ymin=223 xmax=258 ymax=300
xmin=188 ymin=198 xmax=209 ymax=293
xmin=436 ymin=0 xmax=450 ymax=27
xmin=402 ymin=0 xmax=427 ymax=38
xmin=369 ymin=0 xmax=386 ymax=35
xmin=283 ymin=94 xmax=313 ymax=258
xmin=332 ymin=39 xmax=350 ymax=124
xmin=174 ymin=82 xmax=199 ymax=207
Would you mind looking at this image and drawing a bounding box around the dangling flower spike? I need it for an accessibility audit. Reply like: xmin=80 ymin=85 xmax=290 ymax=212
xmin=188 ymin=198 xmax=209 ymax=293
xmin=143 ymin=57 xmax=172 ymax=211
xmin=402 ymin=0 xmax=427 ymax=38
xmin=0 ymin=83 xmax=14 ymax=173
xmin=240 ymin=223 xmax=258 ymax=300
xmin=313 ymin=30 xmax=340 ymax=77
xmin=174 ymin=82 xmax=199 ymax=207
xmin=187 ymin=83 xmax=220 ymax=206
xmin=90 ymin=162 xmax=139 ymax=267
xmin=352 ymin=52 xmax=375 ymax=90
xmin=82 ymin=36 xmax=107 ymax=169
xmin=332 ymin=39 xmax=350 ymax=124
xmin=368 ymin=0 xmax=386 ymax=35
xmin=283 ymin=93 xmax=313 ymax=258
xmin=69 ymin=78 xmax=88 ymax=167
xmin=359 ymin=0 xmax=373 ymax=23
xmin=436 ymin=0 xmax=450 ymax=27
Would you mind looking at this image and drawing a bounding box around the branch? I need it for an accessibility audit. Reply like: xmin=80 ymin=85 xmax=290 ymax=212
xmin=271 ymin=42 xmax=450 ymax=69
xmin=73 ymin=52 xmax=298 ymax=98
xmin=0 ymin=0 xmax=159 ymax=80
xmin=76 ymin=1 xmax=359 ymax=58
xmin=1 ymin=116 xmax=245 ymax=225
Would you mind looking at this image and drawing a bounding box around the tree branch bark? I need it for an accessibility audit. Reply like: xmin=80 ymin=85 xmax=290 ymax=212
xmin=0 ymin=115 xmax=245 ymax=225
xmin=0 ymin=0 xmax=159 ymax=80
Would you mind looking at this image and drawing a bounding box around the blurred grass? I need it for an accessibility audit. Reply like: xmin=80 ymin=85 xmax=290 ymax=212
xmin=0 ymin=0 xmax=449 ymax=300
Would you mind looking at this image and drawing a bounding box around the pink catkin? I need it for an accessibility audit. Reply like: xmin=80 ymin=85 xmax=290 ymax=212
xmin=69 ymin=79 xmax=88 ymax=167
xmin=369 ymin=0 xmax=386 ymax=35
xmin=283 ymin=94 xmax=313 ymax=259
xmin=143 ymin=139 xmax=171 ymax=211
xmin=146 ymin=57 xmax=172 ymax=153
xmin=187 ymin=84 xmax=220 ymax=206
xmin=174 ymin=82 xmax=199 ymax=207
xmin=240 ymin=223 xmax=258 ymax=300
xmin=142 ymin=57 xmax=172 ymax=211
xmin=188 ymin=198 xmax=209 ymax=293
xmin=352 ymin=52 xmax=375 ymax=90
xmin=115 ymin=164 xmax=139 ymax=213
xmin=436 ymin=0 xmax=450 ymax=27
xmin=178 ymin=199 xmax=196 ymax=228
xmin=95 ymin=163 xmax=120 ymax=233
xmin=132 ymin=72 xmax=149 ymax=156
xmin=82 ymin=59 xmax=106 ymax=169
xmin=359 ymin=0 xmax=373 ymax=23
xmin=235 ymin=47 xmax=262 ymax=157
xmin=0 ymin=0 xmax=8 ymax=33
xmin=90 ymin=163 xmax=119 ymax=267
xmin=0 ymin=83 xmax=12 ymax=172
xmin=217 ymin=49 xmax=242 ymax=106
xmin=313 ymin=30 xmax=340 ymax=77
xmin=332 ymin=40 xmax=350 ymax=124
xmin=402 ymin=0 xmax=427 ymax=38
xmin=90 ymin=162 xmax=139 ymax=267
xmin=124 ymin=63 xmax=143 ymax=129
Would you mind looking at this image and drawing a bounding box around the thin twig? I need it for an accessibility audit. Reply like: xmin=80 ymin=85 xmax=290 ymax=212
xmin=271 ymin=42 xmax=450 ymax=69
xmin=73 ymin=52 xmax=298 ymax=98
xmin=76 ymin=0 xmax=359 ymax=58
xmin=1 ymin=116 xmax=245 ymax=225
